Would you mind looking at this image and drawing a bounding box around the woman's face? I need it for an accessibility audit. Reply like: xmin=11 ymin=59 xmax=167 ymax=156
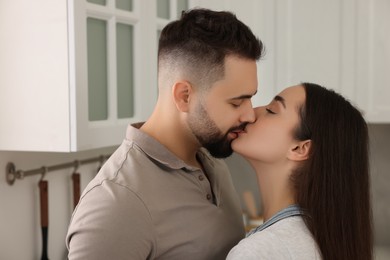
xmin=232 ymin=85 xmax=306 ymax=163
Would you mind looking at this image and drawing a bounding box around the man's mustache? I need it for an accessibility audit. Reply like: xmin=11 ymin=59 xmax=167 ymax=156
xmin=227 ymin=123 xmax=248 ymax=134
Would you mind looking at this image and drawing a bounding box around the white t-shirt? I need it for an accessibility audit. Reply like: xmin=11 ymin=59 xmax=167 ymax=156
xmin=227 ymin=216 xmax=322 ymax=259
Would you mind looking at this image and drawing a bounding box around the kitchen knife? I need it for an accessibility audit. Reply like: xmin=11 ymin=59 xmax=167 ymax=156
xmin=39 ymin=180 xmax=49 ymax=260
xmin=72 ymin=172 xmax=81 ymax=209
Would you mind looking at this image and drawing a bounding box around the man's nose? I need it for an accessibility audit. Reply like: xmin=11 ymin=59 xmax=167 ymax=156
xmin=241 ymin=101 xmax=256 ymax=123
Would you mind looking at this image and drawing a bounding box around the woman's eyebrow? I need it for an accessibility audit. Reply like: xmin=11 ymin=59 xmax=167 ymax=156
xmin=274 ymin=95 xmax=286 ymax=108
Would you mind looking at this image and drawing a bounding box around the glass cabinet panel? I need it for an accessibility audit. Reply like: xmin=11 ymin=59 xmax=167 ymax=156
xmin=116 ymin=0 xmax=133 ymax=11
xmin=116 ymin=23 xmax=134 ymax=118
xmin=87 ymin=0 xmax=106 ymax=5
xmin=157 ymin=30 xmax=162 ymax=43
xmin=157 ymin=0 xmax=170 ymax=19
xmin=87 ymin=18 xmax=108 ymax=121
xmin=177 ymin=0 xmax=188 ymax=18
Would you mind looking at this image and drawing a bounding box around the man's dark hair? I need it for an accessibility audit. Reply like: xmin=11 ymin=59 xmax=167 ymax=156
xmin=158 ymin=8 xmax=264 ymax=89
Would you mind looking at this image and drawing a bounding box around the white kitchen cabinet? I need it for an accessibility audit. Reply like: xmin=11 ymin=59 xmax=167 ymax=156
xmin=2 ymin=1 xmax=388 ymax=153
xmin=268 ymin=0 xmax=390 ymax=123
xmin=191 ymin=0 xmax=390 ymax=123
xmin=355 ymin=0 xmax=390 ymax=123
xmin=0 ymin=0 xmax=158 ymax=152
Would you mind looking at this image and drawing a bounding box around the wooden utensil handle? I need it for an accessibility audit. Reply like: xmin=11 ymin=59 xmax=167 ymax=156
xmin=72 ymin=173 xmax=81 ymax=209
xmin=39 ymin=180 xmax=48 ymax=227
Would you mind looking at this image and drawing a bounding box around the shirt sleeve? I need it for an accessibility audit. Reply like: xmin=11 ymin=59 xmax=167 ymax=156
xmin=66 ymin=180 xmax=156 ymax=260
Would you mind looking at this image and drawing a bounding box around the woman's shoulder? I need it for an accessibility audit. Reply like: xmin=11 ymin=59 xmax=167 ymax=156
xmin=265 ymin=215 xmax=312 ymax=239
xmin=227 ymin=216 xmax=321 ymax=260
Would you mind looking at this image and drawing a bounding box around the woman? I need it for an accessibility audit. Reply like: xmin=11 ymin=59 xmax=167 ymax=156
xmin=227 ymin=83 xmax=373 ymax=260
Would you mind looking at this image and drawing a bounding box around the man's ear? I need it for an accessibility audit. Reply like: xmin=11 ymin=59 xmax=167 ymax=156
xmin=288 ymin=140 xmax=311 ymax=161
xmin=172 ymin=81 xmax=192 ymax=112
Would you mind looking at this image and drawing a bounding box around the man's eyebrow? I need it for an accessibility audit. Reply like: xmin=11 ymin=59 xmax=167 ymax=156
xmin=274 ymin=95 xmax=286 ymax=108
xmin=230 ymin=90 xmax=257 ymax=100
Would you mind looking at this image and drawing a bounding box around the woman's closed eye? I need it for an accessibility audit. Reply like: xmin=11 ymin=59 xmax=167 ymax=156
xmin=265 ymin=108 xmax=276 ymax=114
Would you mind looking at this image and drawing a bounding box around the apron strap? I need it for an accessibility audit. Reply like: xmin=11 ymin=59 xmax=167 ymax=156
xmin=247 ymin=204 xmax=303 ymax=236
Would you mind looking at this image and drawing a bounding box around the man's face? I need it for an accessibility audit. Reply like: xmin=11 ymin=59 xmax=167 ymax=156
xmin=187 ymin=56 xmax=258 ymax=158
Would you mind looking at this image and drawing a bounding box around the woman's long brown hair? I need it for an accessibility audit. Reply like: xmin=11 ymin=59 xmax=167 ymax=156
xmin=292 ymin=83 xmax=373 ymax=260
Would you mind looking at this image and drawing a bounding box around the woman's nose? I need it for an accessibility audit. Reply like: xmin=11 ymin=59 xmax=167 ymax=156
xmin=254 ymin=107 xmax=263 ymax=118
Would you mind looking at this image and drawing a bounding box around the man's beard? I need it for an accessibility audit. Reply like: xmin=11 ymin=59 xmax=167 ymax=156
xmin=202 ymin=134 xmax=233 ymax=158
xmin=187 ymin=101 xmax=245 ymax=158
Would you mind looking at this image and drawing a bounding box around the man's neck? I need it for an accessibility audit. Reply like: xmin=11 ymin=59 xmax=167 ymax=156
xmin=141 ymin=116 xmax=201 ymax=168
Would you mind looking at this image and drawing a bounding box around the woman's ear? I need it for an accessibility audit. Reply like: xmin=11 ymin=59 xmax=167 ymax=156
xmin=288 ymin=140 xmax=311 ymax=161
xmin=172 ymin=81 xmax=192 ymax=112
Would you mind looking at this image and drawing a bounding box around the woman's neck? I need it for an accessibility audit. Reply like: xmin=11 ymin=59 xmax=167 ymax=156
xmin=250 ymin=162 xmax=296 ymax=222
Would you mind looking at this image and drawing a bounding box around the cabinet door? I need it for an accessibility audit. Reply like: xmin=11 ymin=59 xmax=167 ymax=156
xmin=0 ymin=0 xmax=157 ymax=152
xmin=355 ymin=0 xmax=390 ymax=123
xmin=271 ymin=0 xmax=390 ymax=123
xmin=71 ymin=1 xmax=125 ymax=151
xmin=0 ymin=0 xmax=71 ymax=151
xmin=70 ymin=0 xmax=157 ymax=151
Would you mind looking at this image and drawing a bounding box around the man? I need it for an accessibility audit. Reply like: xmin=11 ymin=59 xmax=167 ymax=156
xmin=66 ymin=8 xmax=264 ymax=259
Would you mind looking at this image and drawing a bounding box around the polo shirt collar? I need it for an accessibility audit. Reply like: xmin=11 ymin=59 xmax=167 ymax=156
xmin=126 ymin=123 xmax=214 ymax=171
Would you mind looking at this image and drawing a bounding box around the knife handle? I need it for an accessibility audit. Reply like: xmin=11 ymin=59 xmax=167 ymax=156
xmin=39 ymin=180 xmax=48 ymax=227
xmin=39 ymin=180 xmax=49 ymax=260
xmin=72 ymin=173 xmax=81 ymax=209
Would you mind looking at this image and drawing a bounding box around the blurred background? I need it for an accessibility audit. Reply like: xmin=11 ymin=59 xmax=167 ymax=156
xmin=1 ymin=0 xmax=389 ymax=259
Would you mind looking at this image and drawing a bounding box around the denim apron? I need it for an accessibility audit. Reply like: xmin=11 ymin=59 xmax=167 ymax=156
xmin=247 ymin=204 xmax=303 ymax=237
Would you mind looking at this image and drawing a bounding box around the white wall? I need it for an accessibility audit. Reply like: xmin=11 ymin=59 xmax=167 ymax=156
xmin=369 ymin=124 xmax=390 ymax=247
xmin=0 ymin=1 xmax=389 ymax=259
xmin=0 ymin=146 xmax=116 ymax=260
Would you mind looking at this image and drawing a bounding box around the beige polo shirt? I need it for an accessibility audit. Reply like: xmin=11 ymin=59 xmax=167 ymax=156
xmin=66 ymin=123 xmax=245 ymax=260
